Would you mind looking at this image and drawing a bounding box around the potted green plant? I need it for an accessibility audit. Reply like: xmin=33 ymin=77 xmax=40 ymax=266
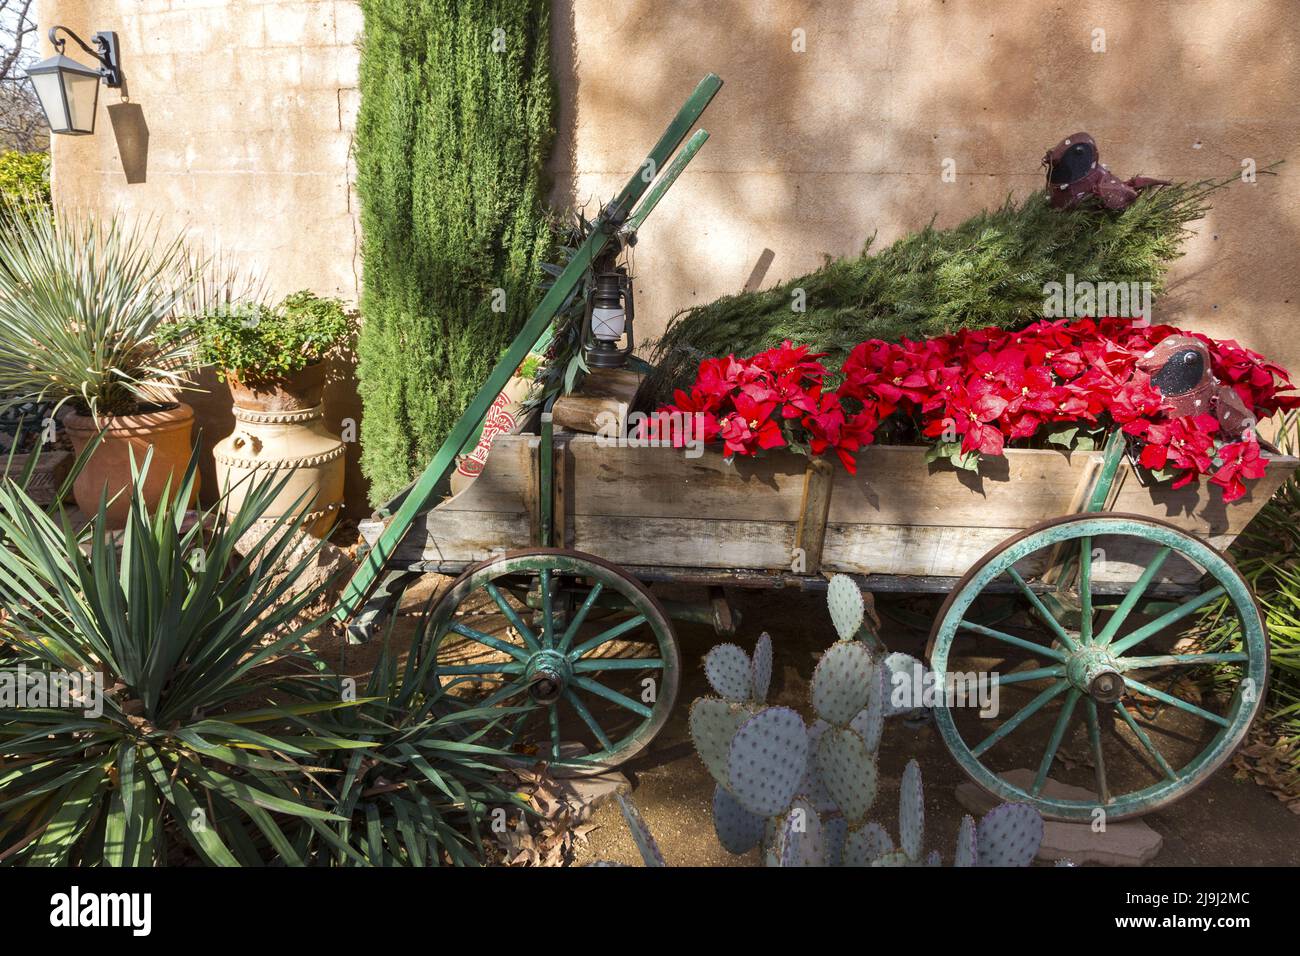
xmin=0 ymin=202 xmax=200 ymax=526
xmin=172 ymin=290 xmax=356 ymax=535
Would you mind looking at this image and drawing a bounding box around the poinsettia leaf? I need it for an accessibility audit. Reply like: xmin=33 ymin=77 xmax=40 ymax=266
xmin=1045 ymin=425 xmax=1078 ymax=448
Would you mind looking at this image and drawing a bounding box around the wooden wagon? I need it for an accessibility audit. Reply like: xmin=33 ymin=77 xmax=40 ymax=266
xmin=337 ymin=75 xmax=1296 ymax=822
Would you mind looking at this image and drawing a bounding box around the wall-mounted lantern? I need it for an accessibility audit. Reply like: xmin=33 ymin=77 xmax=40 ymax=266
xmin=25 ymin=26 xmax=122 ymax=136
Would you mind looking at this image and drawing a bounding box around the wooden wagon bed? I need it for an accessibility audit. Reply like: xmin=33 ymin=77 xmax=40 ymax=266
xmin=360 ymin=432 xmax=1298 ymax=594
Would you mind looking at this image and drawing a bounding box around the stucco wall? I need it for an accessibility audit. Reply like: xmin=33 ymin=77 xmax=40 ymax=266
xmin=45 ymin=0 xmax=1300 ymax=512
xmin=44 ymin=0 xmax=366 ymax=511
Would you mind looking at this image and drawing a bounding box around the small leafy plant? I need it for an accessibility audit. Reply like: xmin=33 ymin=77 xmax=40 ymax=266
xmin=172 ymin=290 xmax=355 ymax=384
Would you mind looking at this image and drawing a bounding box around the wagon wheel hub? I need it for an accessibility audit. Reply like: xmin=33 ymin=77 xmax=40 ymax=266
xmin=1066 ymin=645 xmax=1124 ymax=703
xmin=525 ymin=650 xmax=572 ymax=704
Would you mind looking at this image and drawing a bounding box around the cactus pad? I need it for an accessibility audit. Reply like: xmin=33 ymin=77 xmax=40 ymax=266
xmin=704 ymin=642 xmax=753 ymax=701
xmin=954 ymin=814 xmax=978 ymax=868
xmin=899 ymin=759 xmax=925 ymax=861
xmin=689 ymin=696 xmax=750 ymax=790
xmin=816 ymin=726 xmax=878 ymax=823
xmin=822 ymin=813 xmax=848 ymax=866
xmin=870 ymin=850 xmax=914 ymax=867
xmin=712 ymin=783 xmax=765 ymax=855
xmin=842 ymin=821 xmax=893 ymax=866
xmin=777 ymin=798 xmax=823 ymax=867
xmin=727 ymin=706 xmax=809 ymax=816
xmin=826 ymin=573 xmax=865 ymax=640
xmin=811 ymin=640 xmax=875 ymax=725
xmin=849 ymin=665 xmax=886 ymax=753
xmin=976 ymin=802 xmax=1044 ymax=867
xmin=798 ymin=718 xmax=837 ymax=812
xmin=751 ymin=632 xmax=773 ymax=704
xmin=615 ymin=794 xmax=665 ymax=867
xmin=881 ymin=652 xmax=924 ymax=717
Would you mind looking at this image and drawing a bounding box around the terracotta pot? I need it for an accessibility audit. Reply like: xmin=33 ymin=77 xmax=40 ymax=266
xmin=225 ymin=362 xmax=326 ymax=413
xmin=214 ymin=374 xmax=344 ymax=538
xmin=62 ymin=403 xmax=197 ymax=528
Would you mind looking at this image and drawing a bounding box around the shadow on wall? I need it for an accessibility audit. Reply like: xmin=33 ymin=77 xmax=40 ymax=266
xmin=545 ymin=0 xmax=1298 ymax=370
xmin=107 ymin=102 xmax=148 ymax=184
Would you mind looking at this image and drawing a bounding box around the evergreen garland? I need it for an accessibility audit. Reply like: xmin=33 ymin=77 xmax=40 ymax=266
xmin=648 ymin=178 xmax=1234 ymax=403
xmin=355 ymin=0 xmax=554 ymax=505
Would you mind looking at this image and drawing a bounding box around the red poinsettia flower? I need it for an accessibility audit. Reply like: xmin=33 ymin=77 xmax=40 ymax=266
xmin=647 ymin=386 xmax=722 ymax=447
xmin=752 ymin=340 xmax=827 ymax=379
xmin=1133 ymin=415 xmax=1219 ymax=488
xmin=804 ymin=394 xmax=877 ymax=473
xmin=947 ymin=383 xmax=1009 ymax=457
xmin=718 ymin=393 xmax=786 ymax=457
xmin=1211 ymin=438 xmax=1267 ymax=503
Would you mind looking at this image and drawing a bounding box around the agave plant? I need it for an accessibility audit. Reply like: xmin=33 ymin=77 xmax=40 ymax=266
xmin=309 ymin=625 xmax=531 ymax=867
xmin=0 ymin=200 xmax=199 ymax=416
xmin=0 ymin=450 xmax=358 ymax=865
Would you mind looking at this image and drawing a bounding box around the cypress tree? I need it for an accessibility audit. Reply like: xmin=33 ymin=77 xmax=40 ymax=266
xmin=355 ymin=0 xmax=554 ymax=505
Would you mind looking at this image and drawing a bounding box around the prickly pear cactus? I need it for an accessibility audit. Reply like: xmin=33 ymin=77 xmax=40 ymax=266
xmin=685 ymin=599 xmax=1045 ymax=868
xmin=777 ymin=797 xmax=824 ymax=866
xmin=849 ymin=666 xmax=886 ymax=752
xmin=811 ymin=640 xmax=875 ymax=725
xmin=975 ymin=802 xmax=1044 ymax=867
xmin=881 ymin=651 xmax=926 ymax=717
xmin=898 ymin=759 xmax=925 ymax=862
xmin=954 ymin=814 xmax=978 ymax=868
xmin=816 ymin=727 xmax=877 ymax=824
xmin=689 ymin=696 xmax=751 ymax=789
xmin=616 ymin=794 xmax=665 ymax=867
xmin=704 ymin=642 xmax=753 ymax=701
xmin=843 ymin=821 xmax=893 ymax=865
xmin=712 ymin=784 xmax=765 ymax=854
xmin=727 ymin=706 xmax=809 ymax=816
xmin=826 ymin=573 xmax=865 ymax=640
xmin=751 ymin=632 xmax=773 ymax=703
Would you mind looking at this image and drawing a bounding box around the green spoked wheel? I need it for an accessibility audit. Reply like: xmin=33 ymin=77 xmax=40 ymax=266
xmin=416 ymin=548 xmax=679 ymax=775
xmin=929 ymin=514 xmax=1268 ymax=822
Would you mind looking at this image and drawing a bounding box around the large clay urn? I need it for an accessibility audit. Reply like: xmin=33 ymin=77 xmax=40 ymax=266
xmin=213 ymin=363 xmax=344 ymax=537
xmin=62 ymin=403 xmax=198 ymax=528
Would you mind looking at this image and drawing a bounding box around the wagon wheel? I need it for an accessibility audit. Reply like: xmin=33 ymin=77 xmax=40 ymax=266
xmin=929 ymin=513 xmax=1268 ymax=822
xmin=415 ymin=548 xmax=679 ymax=775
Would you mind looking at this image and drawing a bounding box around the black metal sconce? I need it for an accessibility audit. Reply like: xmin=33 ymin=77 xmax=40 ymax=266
xmin=25 ymin=26 xmax=122 ymax=136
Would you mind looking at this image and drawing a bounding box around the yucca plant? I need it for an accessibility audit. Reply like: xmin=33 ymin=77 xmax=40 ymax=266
xmin=0 ymin=450 xmax=362 ymax=866
xmin=0 ymin=200 xmax=199 ymax=416
xmin=310 ymin=629 xmax=531 ymax=867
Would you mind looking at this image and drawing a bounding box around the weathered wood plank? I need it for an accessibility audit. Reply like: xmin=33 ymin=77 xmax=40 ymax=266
xmin=551 ymin=368 xmax=644 ymax=435
xmin=567 ymin=436 xmax=808 ymax=522
xmin=572 ymin=515 xmax=795 ymax=569
xmin=828 ymin=445 xmax=1090 ymax=528
xmin=822 ymin=523 xmax=1033 ymax=578
xmin=794 ymin=458 xmax=834 ymax=572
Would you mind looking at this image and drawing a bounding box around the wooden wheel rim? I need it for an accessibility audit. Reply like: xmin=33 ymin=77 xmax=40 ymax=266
xmin=418 ymin=548 xmax=680 ymax=775
xmin=928 ymin=513 xmax=1268 ymax=822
